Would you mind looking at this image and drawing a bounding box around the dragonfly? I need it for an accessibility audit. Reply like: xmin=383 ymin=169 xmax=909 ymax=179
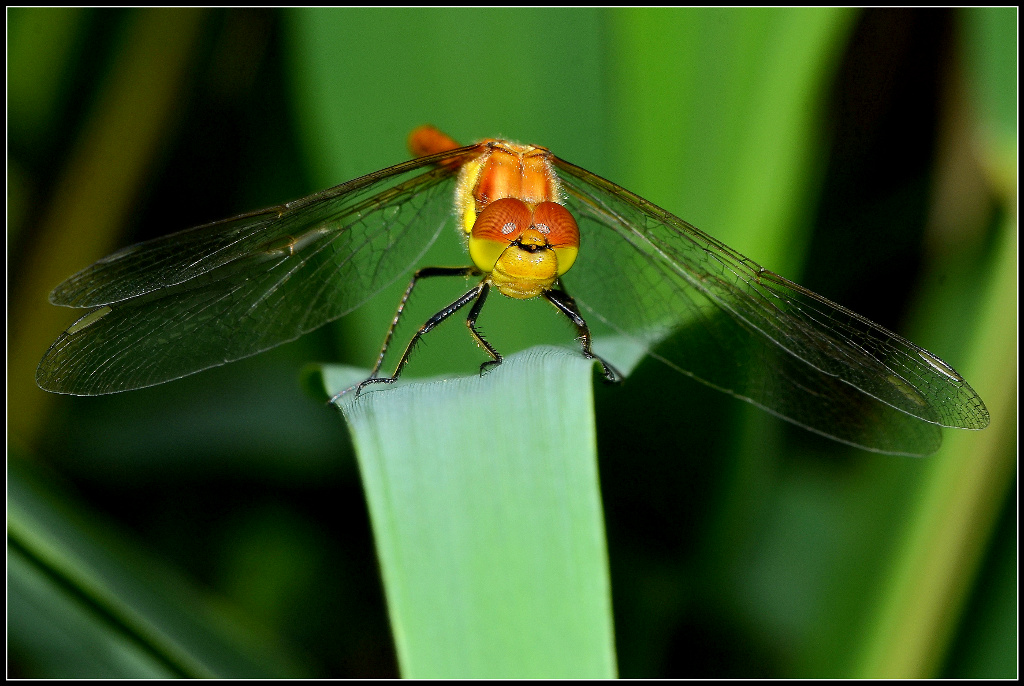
xmin=37 ymin=126 xmax=989 ymax=456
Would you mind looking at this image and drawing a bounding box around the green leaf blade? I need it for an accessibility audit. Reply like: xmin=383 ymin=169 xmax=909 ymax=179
xmin=326 ymin=346 xmax=616 ymax=678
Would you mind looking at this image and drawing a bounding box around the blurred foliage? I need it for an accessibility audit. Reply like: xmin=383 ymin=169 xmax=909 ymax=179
xmin=7 ymin=7 xmax=1016 ymax=678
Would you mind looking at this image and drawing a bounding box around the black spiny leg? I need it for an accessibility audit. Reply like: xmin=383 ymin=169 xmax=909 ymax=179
xmin=356 ymin=281 xmax=487 ymax=395
xmin=368 ymin=266 xmax=482 ymax=379
xmin=465 ymin=283 xmax=503 ymax=376
xmin=544 ymin=287 xmax=621 ymax=383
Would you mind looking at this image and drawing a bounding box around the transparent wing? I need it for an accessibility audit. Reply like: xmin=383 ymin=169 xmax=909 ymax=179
xmin=37 ymin=147 xmax=475 ymax=395
xmin=554 ymin=157 xmax=989 ymax=456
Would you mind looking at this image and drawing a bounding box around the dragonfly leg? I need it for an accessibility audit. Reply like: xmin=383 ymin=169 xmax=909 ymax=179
xmin=357 ymin=281 xmax=486 ymax=395
xmin=544 ymin=287 xmax=621 ymax=383
xmin=369 ymin=266 xmax=481 ymax=378
xmin=465 ymin=283 xmax=502 ymax=375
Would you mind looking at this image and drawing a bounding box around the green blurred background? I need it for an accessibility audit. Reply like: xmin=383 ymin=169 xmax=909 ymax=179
xmin=7 ymin=8 xmax=1016 ymax=678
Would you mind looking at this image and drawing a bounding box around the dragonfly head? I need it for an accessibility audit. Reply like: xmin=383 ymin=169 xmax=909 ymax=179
xmin=469 ymin=198 xmax=579 ymax=299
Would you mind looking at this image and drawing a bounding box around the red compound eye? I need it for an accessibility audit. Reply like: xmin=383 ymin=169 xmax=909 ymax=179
xmin=532 ymin=202 xmax=579 ymax=249
xmin=471 ymin=197 xmax=531 ymax=243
